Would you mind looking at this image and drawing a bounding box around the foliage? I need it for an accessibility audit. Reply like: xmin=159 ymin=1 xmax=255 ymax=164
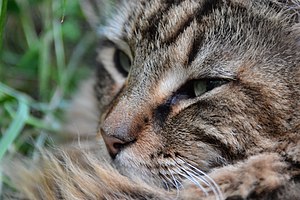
xmin=0 ymin=0 xmax=97 ymax=190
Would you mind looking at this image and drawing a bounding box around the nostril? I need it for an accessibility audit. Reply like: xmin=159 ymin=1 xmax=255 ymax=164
xmin=113 ymin=142 xmax=125 ymax=150
xmin=101 ymin=134 xmax=125 ymax=158
xmin=101 ymin=132 xmax=136 ymax=159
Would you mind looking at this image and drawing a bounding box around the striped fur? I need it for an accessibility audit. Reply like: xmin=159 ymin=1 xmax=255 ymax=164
xmin=3 ymin=0 xmax=300 ymax=199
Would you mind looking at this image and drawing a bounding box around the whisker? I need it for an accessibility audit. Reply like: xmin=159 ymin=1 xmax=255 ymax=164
xmin=184 ymin=162 xmax=223 ymax=200
xmin=161 ymin=172 xmax=178 ymax=189
xmin=173 ymin=158 xmax=210 ymax=196
xmin=167 ymin=168 xmax=181 ymax=199
xmin=161 ymin=178 xmax=170 ymax=191
xmin=174 ymin=159 xmax=211 ymax=187
xmin=182 ymin=166 xmax=211 ymax=187
xmin=175 ymin=157 xmax=223 ymax=200
xmin=158 ymin=157 xmax=223 ymax=200
xmin=176 ymin=158 xmax=212 ymax=188
xmin=174 ymin=167 xmax=209 ymax=196
xmin=184 ymin=167 xmax=217 ymax=197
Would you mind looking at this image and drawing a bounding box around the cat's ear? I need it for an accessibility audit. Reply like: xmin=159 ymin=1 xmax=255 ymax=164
xmin=79 ymin=0 xmax=118 ymax=31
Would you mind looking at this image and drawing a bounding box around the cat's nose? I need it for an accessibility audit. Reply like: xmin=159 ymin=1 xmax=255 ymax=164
xmin=101 ymin=131 xmax=131 ymax=158
xmin=100 ymin=95 xmax=149 ymax=158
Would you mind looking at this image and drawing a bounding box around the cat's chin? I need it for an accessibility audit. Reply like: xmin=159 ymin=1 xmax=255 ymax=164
xmin=113 ymin=149 xmax=168 ymax=188
xmin=110 ymin=139 xmax=221 ymax=185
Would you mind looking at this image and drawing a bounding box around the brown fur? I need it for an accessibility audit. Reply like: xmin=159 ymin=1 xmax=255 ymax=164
xmin=2 ymin=0 xmax=300 ymax=199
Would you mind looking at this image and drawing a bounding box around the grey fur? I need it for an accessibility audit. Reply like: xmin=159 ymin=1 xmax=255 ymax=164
xmin=3 ymin=0 xmax=300 ymax=199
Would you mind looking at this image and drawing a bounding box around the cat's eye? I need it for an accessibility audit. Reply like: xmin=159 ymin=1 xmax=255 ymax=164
xmin=174 ymin=78 xmax=229 ymax=103
xmin=114 ymin=49 xmax=131 ymax=77
xmin=193 ymin=79 xmax=228 ymax=97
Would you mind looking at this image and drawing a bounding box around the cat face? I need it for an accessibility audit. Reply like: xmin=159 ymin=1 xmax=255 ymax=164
xmin=96 ymin=0 xmax=299 ymax=188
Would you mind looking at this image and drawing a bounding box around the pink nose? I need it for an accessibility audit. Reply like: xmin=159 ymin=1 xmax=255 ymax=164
xmin=101 ymin=132 xmax=131 ymax=158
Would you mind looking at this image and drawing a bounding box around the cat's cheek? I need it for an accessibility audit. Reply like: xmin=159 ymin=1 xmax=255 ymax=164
xmin=130 ymin=130 xmax=164 ymax=157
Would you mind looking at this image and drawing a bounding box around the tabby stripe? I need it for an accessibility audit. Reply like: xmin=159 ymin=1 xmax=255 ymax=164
xmin=135 ymin=0 xmax=163 ymax=36
xmin=195 ymin=0 xmax=222 ymax=19
xmin=165 ymin=0 xmax=182 ymax=6
xmin=187 ymin=32 xmax=204 ymax=64
xmin=201 ymin=134 xmax=241 ymax=161
xmin=140 ymin=0 xmax=184 ymax=40
xmin=187 ymin=0 xmax=223 ymax=64
xmin=163 ymin=17 xmax=195 ymax=45
xmin=122 ymin=1 xmax=144 ymax=34
xmin=160 ymin=1 xmax=201 ymax=45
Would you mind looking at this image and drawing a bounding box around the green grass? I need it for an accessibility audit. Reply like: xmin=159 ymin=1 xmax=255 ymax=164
xmin=0 ymin=0 xmax=97 ymax=191
xmin=0 ymin=0 xmax=7 ymax=50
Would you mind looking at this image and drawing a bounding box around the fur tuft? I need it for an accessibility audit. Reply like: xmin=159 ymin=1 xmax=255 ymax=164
xmin=3 ymin=148 xmax=173 ymax=200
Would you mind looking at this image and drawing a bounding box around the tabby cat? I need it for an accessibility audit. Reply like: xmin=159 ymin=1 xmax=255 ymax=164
xmin=3 ymin=0 xmax=300 ymax=199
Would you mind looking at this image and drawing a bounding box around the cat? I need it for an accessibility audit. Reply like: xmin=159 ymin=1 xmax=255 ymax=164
xmin=3 ymin=0 xmax=300 ymax=199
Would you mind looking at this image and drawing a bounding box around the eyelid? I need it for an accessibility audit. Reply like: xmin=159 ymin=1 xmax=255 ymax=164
xmin=192 ymin=68 xmax=237 ymax=81
xmin=100 ymin=38 xmax=133 ymax=61
xmin=196 ymin=75 xmax=236 ymax=82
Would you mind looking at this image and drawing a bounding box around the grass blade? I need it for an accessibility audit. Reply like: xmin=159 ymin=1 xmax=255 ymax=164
xmin=0 ymin=0 xmax=8 ymax=50
xmin=0 ymin=98 xmax=29 ymax=161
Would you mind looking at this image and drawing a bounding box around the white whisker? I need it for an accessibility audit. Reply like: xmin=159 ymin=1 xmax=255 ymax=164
xmin=158 ymin=157 xmax=223 ymax=200
xmin=182 ymin=166 xmax=211 ymax=186
xmin=161 ymin=172 xmax=178 ymax=188
xmin=173 ymin=158 xmax=210 ymax=196
xmin=185 ymin=162 xmax=223 ymax=200
xmin=175 ymin=167 xmax=209 ymax=196
xmin=167 ymin=168 xmax=181 ymax=199
xmin=184 ymin=167 xmax=217 ymax=197
xmin=175 ymin=161 xmax=211 ymax=187
xmin=176 ymin=158 xmax=212 ymax=188
xmin=162 ymin=178 xmax=170 ymax=192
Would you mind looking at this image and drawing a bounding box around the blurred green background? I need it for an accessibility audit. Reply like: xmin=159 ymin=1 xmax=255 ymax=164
xmin=0 ymin=0 xmax=99 ymax=168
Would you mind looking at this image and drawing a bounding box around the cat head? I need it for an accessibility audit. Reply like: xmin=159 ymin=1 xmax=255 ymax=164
xmin=92 ymin=0 xmax=300 ymax=188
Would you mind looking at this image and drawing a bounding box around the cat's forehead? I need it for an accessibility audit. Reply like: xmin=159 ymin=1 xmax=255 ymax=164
xmin=101 ymin=0 xmax=299 ymax=48
xmin=102 ymin=0 xmax=205 ymax=47
xmin=102 ymin=1 xmax=237 ymax=72
xmin=100 ymin=0 xmax=299 ymax=80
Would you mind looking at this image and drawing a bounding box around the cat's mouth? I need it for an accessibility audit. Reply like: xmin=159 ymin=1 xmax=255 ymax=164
xmin=100 ymin=118 xmax=225 ymax=196
xmin=111 ymin=145 xmax=222 ymax=197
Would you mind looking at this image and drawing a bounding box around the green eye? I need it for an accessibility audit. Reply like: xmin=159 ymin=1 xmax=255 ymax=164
xmin=193 ymin=79 xmax=228 ymax=97
xmin=114 ymin=49 xmax=131 ymax=76
xmin=119 ymin=51 xmax=131 ymax=72
xmin=193 ymin=80 xmax=207 ymax=96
